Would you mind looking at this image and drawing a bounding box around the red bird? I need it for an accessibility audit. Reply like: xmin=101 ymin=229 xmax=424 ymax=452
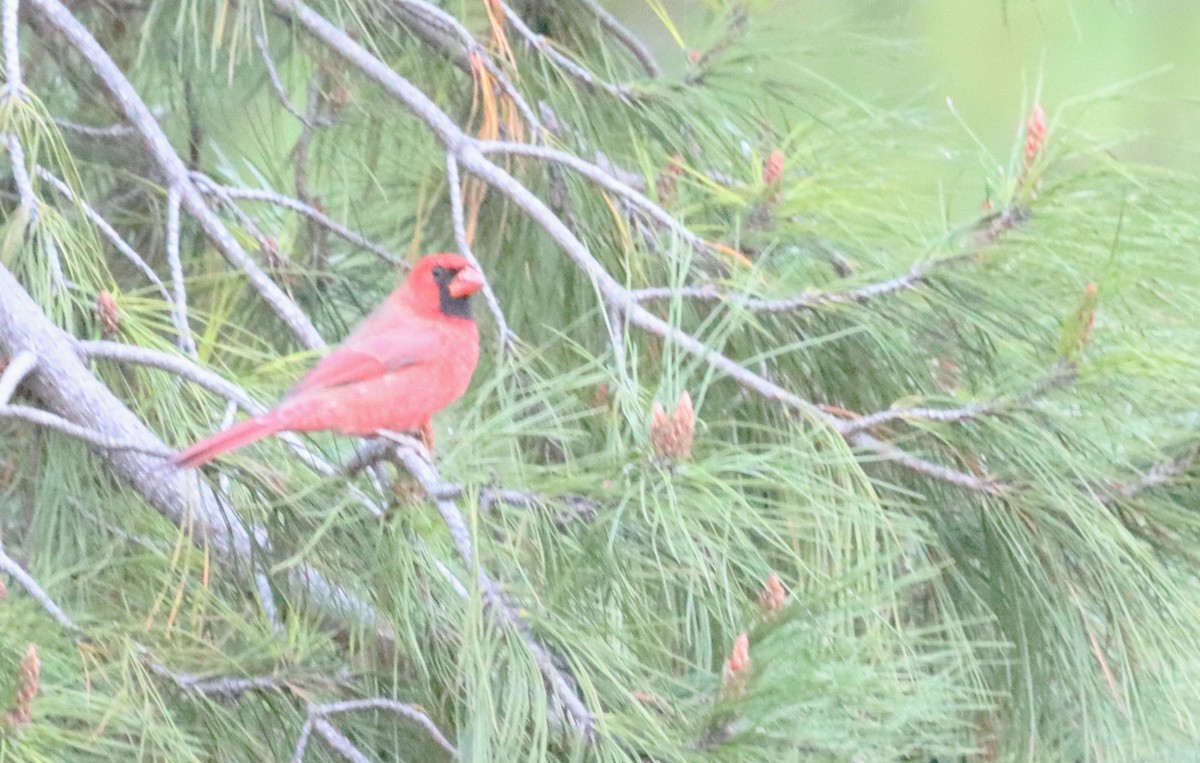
xmin=172 ymin=253 xmax=485 ymax=469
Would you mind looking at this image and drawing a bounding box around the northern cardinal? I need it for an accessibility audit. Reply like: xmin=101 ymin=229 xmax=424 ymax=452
xmin=172 ymin=253 xmax=485 ymax=469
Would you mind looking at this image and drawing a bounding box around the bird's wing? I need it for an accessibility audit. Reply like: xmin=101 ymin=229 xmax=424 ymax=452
xmin=286 ymin=327 xmax=442 ymax=397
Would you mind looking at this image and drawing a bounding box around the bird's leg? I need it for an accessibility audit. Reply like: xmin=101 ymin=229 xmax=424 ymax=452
xmin=417 ymin=421 xmax=435 ymax=454
xmin=377 ymin=429 xmax=433 ymax=465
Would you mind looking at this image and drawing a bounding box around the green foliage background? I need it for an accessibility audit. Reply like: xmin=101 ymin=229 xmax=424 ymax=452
xmin=2 ymin=1 xmax=1200 ymax=761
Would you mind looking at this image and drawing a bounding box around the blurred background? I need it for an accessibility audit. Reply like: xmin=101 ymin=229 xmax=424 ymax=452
xmin=611 ymin=0 xmax=1200 ymax=201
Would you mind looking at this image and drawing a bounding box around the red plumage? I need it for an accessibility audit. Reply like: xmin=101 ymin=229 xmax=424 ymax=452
xmin=172 ymin=253 xmax=485 ymax=469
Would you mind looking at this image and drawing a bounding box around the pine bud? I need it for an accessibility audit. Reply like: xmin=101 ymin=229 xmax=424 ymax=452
xmin=95 ymin=291 xmax=121 ymax=336
xmin=1056 ymin=283 xmax=1099 ymax=363
xmin=1023 ymin=104 xmax=1046 ymax=169
xmin=2 ymin=645 xmax=40 ymax=728
xmin=720 ymin=632 xmax=751 ymax=699
xmin=762 ymin=149 xmax=785 ymax=186
xmin=757 ymin=572 xmax=786 ymax=617
xmin=649 ymin=390 xmax=695 ymax=461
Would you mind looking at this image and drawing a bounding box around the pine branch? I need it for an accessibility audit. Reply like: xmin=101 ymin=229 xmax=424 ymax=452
xmin=28 ymin=0 xmax=326 ymax=349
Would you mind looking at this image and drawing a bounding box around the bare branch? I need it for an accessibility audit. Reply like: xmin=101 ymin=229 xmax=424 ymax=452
xmin=384 ymin=436 xmax=597 ymax=736
xmin=446 ymin=154 xmax=515 ymax=352
xmin=0 ymin=537 xmax=81 ymax=633
xmin=851 ymin=432 xmax=1005 ymax=496
xmin=0 ymin=348 xmax=36 ymax=404
xmin=388 ymin=0 xmax=542 ymax=132
xmin=574 ymin=0 xmax=660 ymax=77
xmin=35 ymin=166 xmax=171 ymax=302
xmin=253 ymin=22 xmax=314 ymax=125
xmin=52 ymin=117 xmax=140 ymax=138
xmin=474 ymin=139 xmax=715 ymax=265
xmin=2 ymin=0 xmax=23 ymax=99
xmin=631 ymin=254 xmax=974 ymax=312
xmin=29 ymin=0 xmax=326 ymax=349
xmin=309 ymin=698 xmax=457 ymax=758
xmin=191 ymin=173 xmax=401 ymax=266
xmin=842 ymin=363 xmax=1077 ymax=436
xmin=0 ymin=402 xmax=174 ymax=456
xmin=164 ymin=186 xmax=198 ymax=357
xmin=499 ymin=2 xmax=636 ymax=100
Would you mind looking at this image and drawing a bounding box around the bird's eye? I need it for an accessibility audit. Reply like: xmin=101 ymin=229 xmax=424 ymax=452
xmin=431 ymin=266 xmax=450 ymax=282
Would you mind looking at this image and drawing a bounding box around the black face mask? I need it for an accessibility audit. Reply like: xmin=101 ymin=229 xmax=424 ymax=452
xmin=431 ymin=266 xmax=474 ymax=319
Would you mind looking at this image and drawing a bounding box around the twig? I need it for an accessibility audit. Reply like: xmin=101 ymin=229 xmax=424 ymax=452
xmin=191 ymin=174 xmax=400 ymax=266
xmin=146 ymin=656 xmax=288 ymax=700
xmin=0 ymin=403 xmax=175 ymax=456
xmin=841 ymin=363 xmax=1076 ymax=436
xmin=574 ymin=0 xmax=659 ymax=77
xmin=253 ymin=22 xmax=314 ymax=125
xmin=475 ymin=140 xmax=714 ymax=265
xmin=0 ymin=348 xmax=36 ymax=404
xmin=384 ymin=436 xmax=597 ymax=737
xmin=499 ymin=2 xmax=636 ymax=100
xmin=445 ymin=154 xmax=515 ymax=353
xmin=630 ymin=254 xmax=972 ymax=312
xmin=29 ymin=0 xmax=325 ymax=349
xmin=1109 ymin=447 xmax=1200 ymax=502
xmin=299 ymin=698 xmax=458 ymax=759
xmin=851 ymin=432 xmax=1005 ymax=496
xmin=52 ymin=117 xmax=140 ymax=138
xmin=0 ymin=537 xmax=81 ymax=633
xmin=388 ymin=0 xmax=542 ymax=133
xmin=2 ymin=0 xmax=23 ymax=100
xmin=35 ymin=167 xmax=172 ymax=303
xmin=6 ymin=135 xmax=38 ymax=218
xmin=164 ymin=186 xmax=198 ymax=357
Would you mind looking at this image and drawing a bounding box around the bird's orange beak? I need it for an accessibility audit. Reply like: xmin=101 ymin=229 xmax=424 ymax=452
xmin=449 ymin=265 xmax=486 ymax=299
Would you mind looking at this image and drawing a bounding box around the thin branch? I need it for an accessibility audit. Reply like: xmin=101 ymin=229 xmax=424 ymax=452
xmin=842 ymin=364 xmax=1078 ymax=436
xmin=253 ymin=23 xmax=314 ymax=125
xmin=4 ymin=134 xmax=37 ymax=214
xmin=52 ymin=117 xmax=140 ymax=138
xmin=146 ymin=656 xmax=288 ymax=700
xmin=631 ymin=252 xmax=982 ymax=312
xmin=0 ymin=348 xmax=36 ymax=404
xmin=388 ymin=0 xmax=542 ymax=133
xmin=35 ymin=166 xmax=171 ymax=303
xmin=574 ymin=0 xmax=660 ymax=77
xmin=29 ymin=0 xmax=325 ymax=349
xmin=0 ymin=537 xmax=81 ymax=633
xmin=191 ymin=174 xmax=401 ymax=266
xmin=164 ymin=186 xmax=198 ymax=357
xmin=446 ymin=154 xmax=515 ymax=353
xmin=309 ymin=698 xmax=457 ymax=758
xmin=474 ymin=139 xmax=715 ymax=265
xmin=0 ymin=403 xmax=175 ymax=456
xmin=851 ymin=432 xmax=1005 ymax=496
xmin=499 ymin=1 xmax=636 ymax=100
xmin=384 ymin=436 xmax=596 ymax=737
xmin=2 ymin=0 xmax=23 ymax=99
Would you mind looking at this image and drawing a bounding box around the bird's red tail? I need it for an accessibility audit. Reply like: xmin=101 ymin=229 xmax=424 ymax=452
xmin=171 ymin=416 xmax=280 ymax=469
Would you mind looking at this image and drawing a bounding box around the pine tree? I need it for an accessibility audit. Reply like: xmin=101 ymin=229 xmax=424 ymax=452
xmin=1 ymin=1 xmax=1199 ymax=761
